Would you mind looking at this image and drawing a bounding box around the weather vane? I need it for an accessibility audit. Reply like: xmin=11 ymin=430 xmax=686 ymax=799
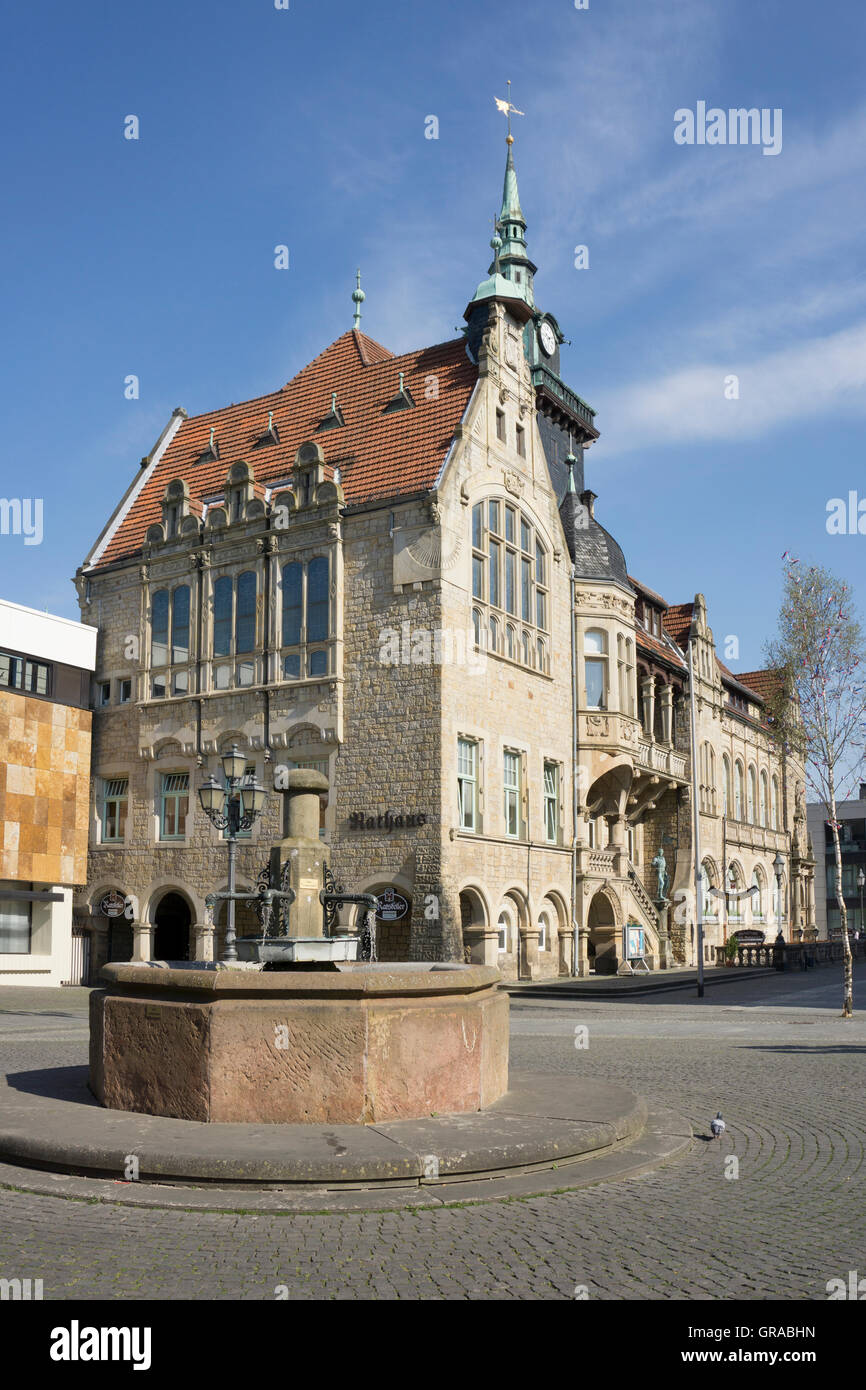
xmin=494 ymin=80 xmax=524 ymax=140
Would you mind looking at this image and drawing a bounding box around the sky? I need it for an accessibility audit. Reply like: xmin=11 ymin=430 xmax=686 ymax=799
xmin=0 ymin=0 xmax=864 ymax=675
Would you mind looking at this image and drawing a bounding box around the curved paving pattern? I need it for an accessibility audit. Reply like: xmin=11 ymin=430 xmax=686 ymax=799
xmin=0 ymin=971 xmax=864 ymax=1300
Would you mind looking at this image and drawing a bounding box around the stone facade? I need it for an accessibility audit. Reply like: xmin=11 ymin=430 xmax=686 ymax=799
xmin=70 ymin=139 xmax=811 ymax=983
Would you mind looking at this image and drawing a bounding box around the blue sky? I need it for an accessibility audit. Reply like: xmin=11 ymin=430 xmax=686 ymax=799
xmin=1 ymin=0 xmax=864 ymax=672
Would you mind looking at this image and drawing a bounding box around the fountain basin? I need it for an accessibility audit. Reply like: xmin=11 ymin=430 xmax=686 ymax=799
xmin=235 ymin=937 xmax=360 ymax=965
xmin=90 ymin=961 xmax=508 ymax=1125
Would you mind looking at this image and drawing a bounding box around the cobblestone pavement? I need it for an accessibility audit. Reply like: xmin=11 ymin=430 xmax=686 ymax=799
xmin=0 ymin=971 xmax=863 ymax=1300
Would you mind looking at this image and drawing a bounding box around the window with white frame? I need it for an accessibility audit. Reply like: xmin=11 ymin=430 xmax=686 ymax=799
xmin=503 ymin=750 xmax=521 ymax=838
xmin=771 ymin=775 xmax=780 ymax=830
xmin=160 ymin=772 xmax=189 ymax=840
xmin=497 ymin=907 xmax=512 ymax=953
xmin=281 ymin=556 xmax=332 ymax=681
xmin=722 ymin=755 xmax=732 ymax=817
xmin=617 ymin=635 xmax=635 ymax=716
xmin=734 ymin=761 xmax=744 ymax=820
xmin=470 ymin=500 xmax=549 ymax=672
xmin=457 ymin=737 xmax=479 ymax=832
xmin=101 ymin=777 xmax=129 ymax=843
xmin=543 ymin=761 xmax=559 ymax=843
xmin=0 ymin=652 xmax=52 ymax=696
xmin=751 ymin=868 xmax=764 ymax=920
xmin=747 ymin=766 xmax=757 ymax=824
xmin=584 ymin=628 xmax=607 ymax=708
xmin=537 ymin=909 xmax=550 ymax=953
xmin=759 ymin=771 xmax=768 ymax=827
xmin=151 ymin=584 xmax=191 ymax=698
xmin=212 ymin=571 xmax=257 ymax=690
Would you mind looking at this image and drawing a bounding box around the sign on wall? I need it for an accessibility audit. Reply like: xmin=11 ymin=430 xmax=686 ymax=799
xmin=376 ymin=889 xmax=409 ymax=922
xmin=99 ymin=891 xmax=127 ymax=918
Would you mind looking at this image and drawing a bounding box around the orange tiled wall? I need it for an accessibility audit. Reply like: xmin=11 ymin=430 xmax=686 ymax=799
xmin=0 ymin=689 xmax=91 ymax=886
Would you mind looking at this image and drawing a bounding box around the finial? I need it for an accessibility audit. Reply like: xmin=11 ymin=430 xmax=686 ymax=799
xmin=331 ymin=392 xmax=337 ymax=412
xmin=398 ymin=371 xmax=404 ymax=392
xmin=268 ymin=411 xmax=273 ymax=430
xmin=352 ymin=268 xmax=365 ymax=330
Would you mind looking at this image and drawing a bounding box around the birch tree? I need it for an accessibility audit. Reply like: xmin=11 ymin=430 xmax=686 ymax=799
xmin=765 ymin=560 xmax=866 ymax=1018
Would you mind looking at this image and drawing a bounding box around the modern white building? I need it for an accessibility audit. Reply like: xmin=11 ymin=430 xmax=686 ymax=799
xmin=0 ymin=599 xmax=97 ymax=986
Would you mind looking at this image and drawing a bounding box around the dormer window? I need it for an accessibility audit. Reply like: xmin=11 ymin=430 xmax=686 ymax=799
xmin=318 ymin=393 xmax=345 ymax=431
xmin=196 ymin=427 xmax=220 ymax=465
xmin=254 ymin=411 xmax=280 ymax=448
xmin=383 ymin=372 xmax=415 ymax=414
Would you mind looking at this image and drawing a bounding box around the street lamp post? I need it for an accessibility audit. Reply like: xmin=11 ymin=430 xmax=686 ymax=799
xmin=198 ymin=745 xmax=267 ymax=962
xmin=773 ymin=850 xmax=785 ymax=940
xmin=858 ymin=866 xmax=865 ymax=939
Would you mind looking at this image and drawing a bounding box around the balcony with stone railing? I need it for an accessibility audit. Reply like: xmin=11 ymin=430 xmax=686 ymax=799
xmin=636 ymin=738 xmax=689 ymax=783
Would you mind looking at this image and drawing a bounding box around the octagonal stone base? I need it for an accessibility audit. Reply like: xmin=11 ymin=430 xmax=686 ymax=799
xmin=90 ymin=961 xmax=509 ymax=1125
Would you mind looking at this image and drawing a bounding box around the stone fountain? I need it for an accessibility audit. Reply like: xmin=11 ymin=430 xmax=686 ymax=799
xmin=89 ymin=770 xmax=508 ymax=1124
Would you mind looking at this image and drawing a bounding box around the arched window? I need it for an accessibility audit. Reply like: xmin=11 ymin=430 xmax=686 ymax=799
xmin=584 ymin=628 xmax=607 ymax=709
xmin=747 ymin=765 xmax=757 ymax=824
xmin=708 ymin=747 xmax=716 ymax=812
xmin=751 ymin=868 xmax=764 ymax=921
xmin=734 ymin=761 xmax=744 ymax=820
xmin=472 ymin=499 xmax=549 ymax=670
xmin=699 ymin=861 xmax=717 ymax=922
xmin=506 ymin=623 xmax=516 ymax=660
xmin=722 ymin=755 xmax=732 ymax=817
xmin=306 ymin=556 xmax=329 ymax=644
xmin=489 ymin=615 xmax=499 ymax=653
xmin=760 ymin=771 xmax=768 ymax=827
xmin=537 ymin=909 xmax=550 ymax=953
xmin=472 ymin=608 xmax=483 ymax=647
xmin=536 ymin=637 xmax=546 ymax=673
xmin=497 ymin=906 xmax=513 ymax=954
xmin=771 ymin=775 xmax=780 ymax=830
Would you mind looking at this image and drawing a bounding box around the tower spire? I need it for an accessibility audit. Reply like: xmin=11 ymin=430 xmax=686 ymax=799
xmin=352 ymin=268 xmax=365 ymax=331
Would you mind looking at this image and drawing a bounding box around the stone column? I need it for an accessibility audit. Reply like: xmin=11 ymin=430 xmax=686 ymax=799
xmin=577 ymin=924 xmax=591 ymax=977
xmin=659 ymin=683 xmax=673 ymax=745
xmin=641 ymin=676 xmax=655 ymax=739
xmin=132 ymin=921 xmax=154 ymax=962
xmin=609 ymin=816 xmax=627 ymax=877
xmin=193 ymin=921 xmax=216 ymax=962
xmin=518 ymin=926 xmax=538 ymax=981
xmin=272 ymin=768 xmax=330 ymax=939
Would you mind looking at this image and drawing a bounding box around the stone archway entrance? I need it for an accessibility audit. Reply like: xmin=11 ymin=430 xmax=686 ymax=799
xmin=588 ymin=890 xmax=618 ymax=975
xmin=153 ymin=892 xmax=191 ymax=962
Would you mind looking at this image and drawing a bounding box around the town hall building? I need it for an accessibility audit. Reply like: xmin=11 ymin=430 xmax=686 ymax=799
xmin=72 ymin=131 xmax=815 ymax=981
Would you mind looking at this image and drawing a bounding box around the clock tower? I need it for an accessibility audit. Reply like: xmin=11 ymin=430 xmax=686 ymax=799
xmin=464 ymin=130 xmax=600 ymax=499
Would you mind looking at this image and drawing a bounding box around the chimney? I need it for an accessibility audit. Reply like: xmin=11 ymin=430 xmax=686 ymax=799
xmin=579 ymin=488 xmax=597 ymax=520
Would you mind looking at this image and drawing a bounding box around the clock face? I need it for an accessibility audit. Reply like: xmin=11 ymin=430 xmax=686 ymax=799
xmin=539 ymin=320 xmax=556 ymax=357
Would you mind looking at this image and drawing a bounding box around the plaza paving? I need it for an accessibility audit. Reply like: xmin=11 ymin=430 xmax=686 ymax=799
xmin=0 ymin=970 xmax=863 ymax=1300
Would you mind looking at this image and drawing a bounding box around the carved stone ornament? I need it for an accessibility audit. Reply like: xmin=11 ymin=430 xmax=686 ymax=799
xmin=586 ymin=715 xmax=610 ymax=736
xmin=503 ymin=470 xmax=525 ymax=498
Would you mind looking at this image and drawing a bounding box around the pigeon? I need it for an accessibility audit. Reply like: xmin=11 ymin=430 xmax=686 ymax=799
xmin=710 ymin=1112 xmax=726 ymax=1140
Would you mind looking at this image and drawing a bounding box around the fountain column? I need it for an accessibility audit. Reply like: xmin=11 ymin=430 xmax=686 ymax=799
xmin=271 ymin=768 xmax=330 ymax=939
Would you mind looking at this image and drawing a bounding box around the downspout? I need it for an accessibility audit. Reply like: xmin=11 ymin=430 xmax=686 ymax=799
xmin=571 ymin=562 xmax=579 ymax=976
xmin=688 ymin=637 xmax=704 ymax=996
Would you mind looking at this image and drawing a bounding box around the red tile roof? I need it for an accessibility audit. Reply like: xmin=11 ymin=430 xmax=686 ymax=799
xmin=663 ymin=603 xmax=694 ymax=649
xmin=94 ymin=331 xmax=477 ymax=568
xmin=733 ymin=668 xmax=781 ymax=704
xmin=636 ymin=628 xmax=687 ymax=670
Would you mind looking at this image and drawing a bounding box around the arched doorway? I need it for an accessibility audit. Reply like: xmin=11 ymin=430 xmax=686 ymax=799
xmin=153 ymin=892 xmax=191 ymax=962
xmin=459 ymin=889 xmax=488 ymax=964
xmin=587 ymin=890 xmax=618 ymax=975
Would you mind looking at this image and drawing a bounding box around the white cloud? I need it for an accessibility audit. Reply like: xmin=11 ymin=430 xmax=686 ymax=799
xmin=598 ymin=320 xmax=866 ymax=456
